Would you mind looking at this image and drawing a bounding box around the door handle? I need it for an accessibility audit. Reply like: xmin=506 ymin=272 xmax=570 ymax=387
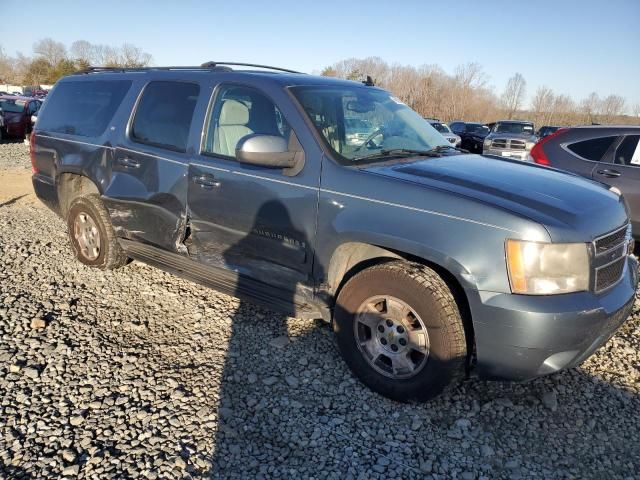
xmin=596 ymin=169 xmax=621 ymax=178
xmin=116 ymin=157 xmax=141 ymax=169
xmin=192 ymin=173 xmax=220 ymax=188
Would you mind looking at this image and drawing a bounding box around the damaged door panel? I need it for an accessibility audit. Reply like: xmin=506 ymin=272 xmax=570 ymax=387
xmin=102 ymin=148 xmax=189 ymax=252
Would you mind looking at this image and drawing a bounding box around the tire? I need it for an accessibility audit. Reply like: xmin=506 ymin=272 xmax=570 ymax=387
xmin=334 ymin=261 xmax=467 ymax=402
xmin=66 ymin=194 xmax=129 ymax=270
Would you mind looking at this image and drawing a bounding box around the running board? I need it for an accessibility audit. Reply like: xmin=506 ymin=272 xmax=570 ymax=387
xmin=119 ymin=239 xmax=324 ymax=320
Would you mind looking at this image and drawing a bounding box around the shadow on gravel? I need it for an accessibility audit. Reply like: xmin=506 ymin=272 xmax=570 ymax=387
xmin=0 ymin=194 xmax=29 ymax=208
xmin=209 ymin=199 xmax=324 ymax=478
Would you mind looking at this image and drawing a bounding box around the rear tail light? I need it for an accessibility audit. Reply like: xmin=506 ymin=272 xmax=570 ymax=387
xmin=529 ymin=128 xmax=569 ymax=166
xmin=29 ymin=131 xmax=38 ymax=173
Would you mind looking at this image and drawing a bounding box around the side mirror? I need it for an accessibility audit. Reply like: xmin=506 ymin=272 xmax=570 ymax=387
xmin=236 ymin=134 xmax=305 ymax=176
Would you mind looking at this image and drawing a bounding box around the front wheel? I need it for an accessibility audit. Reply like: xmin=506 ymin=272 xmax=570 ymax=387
xmin=334 ymin=261 xmax=467 ymax=402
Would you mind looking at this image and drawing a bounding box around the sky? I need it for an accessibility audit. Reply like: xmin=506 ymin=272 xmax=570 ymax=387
xmin=1 ymin=0 xmax=639 ymax=110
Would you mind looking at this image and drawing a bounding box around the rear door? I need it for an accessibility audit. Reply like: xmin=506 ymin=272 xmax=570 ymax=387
xmin=563 ymin=134 xmax=618 ymax=179
xmin=104 ymin=80 xmax=201 ymax=252
xmin=593 ymin=134 xmax=640 ymax=232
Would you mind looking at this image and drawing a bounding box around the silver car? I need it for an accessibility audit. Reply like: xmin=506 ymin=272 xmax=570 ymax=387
xmin=483 ymin=120 xmax=537 ymax=161
xmin=427 ymin=118 xmax=461 ymax=146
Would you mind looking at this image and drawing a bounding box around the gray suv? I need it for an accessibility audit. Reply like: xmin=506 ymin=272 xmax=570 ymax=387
xmin=31 ymin=64 xmax=638 ymax=402
xmin=483 ymin=120 xmax=537 ymax=160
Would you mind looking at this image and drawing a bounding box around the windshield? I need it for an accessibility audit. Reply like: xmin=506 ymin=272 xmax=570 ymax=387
xmin=495 ymin=122 xmax=534 ymax=135
xmin=430 ymin=122 xmax=451 ymax=134
xmin=291 ymin=86 xmax=449 ymax=163
xmin=0 ymin=99 xmax=26 ymax=113
xmin=467 ymin=124 xmax=489 ymax=134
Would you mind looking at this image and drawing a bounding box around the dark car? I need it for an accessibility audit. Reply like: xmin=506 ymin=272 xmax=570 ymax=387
xmin=0 ymin=95 xmax=41 ymax=140
xmin=530 ymin=126 xmax=640 ymax=238
xmin=449 ymin=121 xmax=490 ymax=152
xmin=537 ymin=125 xmax=563 ymax=138
xmin=30 ymin=64 xmax=637 ymax=402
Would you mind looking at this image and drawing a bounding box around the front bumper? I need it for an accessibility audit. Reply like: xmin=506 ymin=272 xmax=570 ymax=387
xmin=468 ymin=255 xmax=638 ymax=381
xmin=483 ymin=148 xmax=530 ymax=161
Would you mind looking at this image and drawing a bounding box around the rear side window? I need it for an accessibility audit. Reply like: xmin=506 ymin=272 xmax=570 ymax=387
xmin=567 ymin=136 xmax=616 ymax=161
xmin=131 ymin=81 xmax=200 ymax=153
xmin=614 ymin=135 xmax=640 ymax=166
xmin=37 ymin=80 xmax=131 ymax=137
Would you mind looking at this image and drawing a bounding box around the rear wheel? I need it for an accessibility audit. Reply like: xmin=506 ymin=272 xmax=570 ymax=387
xmin=66 ymin=194 xmax=128 ymax=270
xmin=334 ymin=261 xmax=467 ymax=402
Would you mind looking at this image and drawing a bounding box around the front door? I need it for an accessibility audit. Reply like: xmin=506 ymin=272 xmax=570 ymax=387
xmin=186 ymin=83 xmax=320 ymax=302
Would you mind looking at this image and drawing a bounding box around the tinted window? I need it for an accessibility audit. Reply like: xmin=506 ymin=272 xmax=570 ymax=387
xmin=568 ymin=136 xmax=616 ymax=161
xmin=37 ymin=80 xmax=131 ymax=137
xmin=131 ymin=81 xmax=200 ymax=153
xmin=204 ymin=85 xmax=291 ymax=158
xmin=614 ymin=135 xmax=640 ymax=167
xmin=0 ymin=98 xmax=27 ymax=113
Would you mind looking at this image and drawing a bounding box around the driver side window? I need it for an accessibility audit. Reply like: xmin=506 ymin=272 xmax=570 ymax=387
xmin=203 ymin=85 xmax=291 ymax=159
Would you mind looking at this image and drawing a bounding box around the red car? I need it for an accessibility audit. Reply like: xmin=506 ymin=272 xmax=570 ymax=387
xmin=0 ymin=95 xmax=41 ymax=140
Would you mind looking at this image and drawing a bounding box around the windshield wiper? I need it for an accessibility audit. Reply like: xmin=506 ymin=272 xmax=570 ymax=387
xmin=353 ymin=148 xmax=442 ymax=162
xmin=427 ymin=144 xmax=469 ymax=154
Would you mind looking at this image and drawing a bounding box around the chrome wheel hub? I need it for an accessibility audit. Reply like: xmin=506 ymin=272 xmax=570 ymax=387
xmin=354 ymin=295 xmax=430 ymax=379
xmin=74 ymin=212 xmax=101 ymax=261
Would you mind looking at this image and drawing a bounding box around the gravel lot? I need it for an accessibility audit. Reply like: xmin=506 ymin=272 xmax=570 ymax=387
xmin=1 ymin=143 xmax=639 ymax=479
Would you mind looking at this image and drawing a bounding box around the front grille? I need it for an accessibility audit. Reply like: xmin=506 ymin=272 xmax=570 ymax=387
xmin=593 ymin=224 xmax=629 ymax=292
xmin=595 ymin=257 xmax=626 ymax=292
xmin=510 ymin=140 xmax=526 ymax=150
xmin=595 ymin=226 xmax=627 ymax=254
xmin=491 ymin=139 xmax=507 ymax=149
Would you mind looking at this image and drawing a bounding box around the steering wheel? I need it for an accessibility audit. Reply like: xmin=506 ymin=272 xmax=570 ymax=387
xmin=354 ymin=128 xmax=384 ymax=153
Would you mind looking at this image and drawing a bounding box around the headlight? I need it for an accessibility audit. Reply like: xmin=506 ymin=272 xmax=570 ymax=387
xmin=483 ymin=139 xmax=492 ymax=147
xmin=506 ymin=240 xmax=589 ymax=294
xmin=525 ymin=141 xmax=536 ymax=151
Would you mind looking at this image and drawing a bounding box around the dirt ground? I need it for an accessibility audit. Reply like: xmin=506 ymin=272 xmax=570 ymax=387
xmin=0 ymin=170 xmax=36 ymax=207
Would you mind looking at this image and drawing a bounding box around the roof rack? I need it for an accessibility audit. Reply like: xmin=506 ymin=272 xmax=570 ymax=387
xmin=74 ymin=62 xmax=304 ymax=75
xmin=200 ymin=61 xmax=304 ymax=74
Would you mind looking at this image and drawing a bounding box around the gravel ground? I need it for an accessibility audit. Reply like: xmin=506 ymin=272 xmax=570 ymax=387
xmin=0 ymin=140 xmax=31 ymax=170
xmin=1 ymin=144 xmax=639 ymax=479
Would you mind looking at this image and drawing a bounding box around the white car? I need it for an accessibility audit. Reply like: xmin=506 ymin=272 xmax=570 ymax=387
xmin=426 ymin=118 xmax=461 ymax=147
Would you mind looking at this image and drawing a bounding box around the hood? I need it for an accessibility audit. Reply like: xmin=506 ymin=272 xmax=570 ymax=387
xmin=486 ymin=132 xmax=537 ymax=142
xmin=363 ymin=154 xmax=628 ymax=242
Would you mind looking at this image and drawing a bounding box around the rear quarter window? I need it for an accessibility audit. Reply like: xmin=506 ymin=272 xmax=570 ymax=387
xmin=567 ymin=136 xmax=617 ymax=161
xmin=37 ymin=80 xmax=132 ymax=137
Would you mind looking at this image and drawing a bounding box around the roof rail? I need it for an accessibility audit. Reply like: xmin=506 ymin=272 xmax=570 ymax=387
xmin=74 ymin=62 xmax=304 ymax=75
xmin=74 ymin=65 xmax=231 ymax=75
xmin=200 ymin=61 xmax=304 ymax=74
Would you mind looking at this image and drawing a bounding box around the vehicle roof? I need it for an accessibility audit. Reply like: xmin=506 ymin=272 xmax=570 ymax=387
xmin=495 ymin=119 xmax=534 ymax=124
xmin=0 ymin=95 xmax=33 ymax=101
xmin=61 ymin=68 xmax=380 ymax=90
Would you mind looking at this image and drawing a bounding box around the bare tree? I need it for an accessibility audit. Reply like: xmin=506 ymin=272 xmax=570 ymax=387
xmin=579 ymin=92 xmax=601 ymax=124
xmin=33 ymin=38 xmax=67 ymax=65
xmin=634 ymin=103 xmax=640 ymax=118
xmin=0 ymin=46 xmax=13 ymax=83
xmin=501 ymin=73 xmax=527 ymax=119
xmin=600 ymin=95 xmax=626 ymax=123
xmin=70 ymin=40 xmax=94 ymax=64
xmin=531 ymin=86 xmax=555 ymax=126
xmin=119 ymin=43 xmax=152 ymax=67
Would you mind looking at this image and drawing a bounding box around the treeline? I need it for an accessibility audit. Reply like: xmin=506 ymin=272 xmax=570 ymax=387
xmin=0 ymin=39 xmax=153 ymax=86
xmin=321 ymin=57 xmax=640 ymax=126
